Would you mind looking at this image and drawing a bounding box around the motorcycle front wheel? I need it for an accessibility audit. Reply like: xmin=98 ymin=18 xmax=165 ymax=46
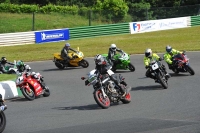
xmin=43 ymin=86 xmax=50 ymax=97
xmin=157 ymin=72 xmax=168 ymax=89
xmin=0 ymin=111 xmax=6 ymax=133
xmin=21 ymin=87 xmax=35 ymax=101
xmin=94 ymin=90 xmax=110 ymax=109
xmin=187 ymin=65 xmax=195 ymax=75
xmin=79 ymin=59 xmax=89 ymax=68
xmin=128 ymin=63 xmax=135 ymax=72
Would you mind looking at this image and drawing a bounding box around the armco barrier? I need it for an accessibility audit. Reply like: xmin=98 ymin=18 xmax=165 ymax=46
xmin=0 ymin=81 xmax=19 ymax=100
xmin=0 ymin=31 xmax=35 ymax=46
xmin=69 ymin=23 xmax=130 ymax=39
xmin=191 ymin=16 xmax=200 ymax=26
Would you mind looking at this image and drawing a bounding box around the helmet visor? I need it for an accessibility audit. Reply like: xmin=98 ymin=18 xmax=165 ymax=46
xmin=145 ymin=52 xmax=150 ymax=57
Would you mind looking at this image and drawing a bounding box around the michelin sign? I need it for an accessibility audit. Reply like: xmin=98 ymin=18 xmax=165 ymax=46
xmin=35 ymin=28 xmax=70 ymax=43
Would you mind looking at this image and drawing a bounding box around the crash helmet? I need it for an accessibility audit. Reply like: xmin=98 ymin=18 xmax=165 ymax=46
xmin=64 ymin=43 xmax=70 ymax=50
xmin=110 ymin=44 xmax=116 ymax=51
xmin=94 ymin=54 xmax=104 ymax=65
xmin=1 ymin=57 xmax=7 ymax=64
xmin=16 ymin=60 xmax=25 ymax=72
xmin=145 ymin=48 xmax=152 ymax=57
xmin=166 ymin=45 xmax=172 ymax=53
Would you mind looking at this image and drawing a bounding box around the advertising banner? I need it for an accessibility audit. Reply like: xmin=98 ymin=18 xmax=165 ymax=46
xmin=35 ymin=29 xmax=70 ymax=43
xmin=129 ymin=17 xmax=188 ymax=34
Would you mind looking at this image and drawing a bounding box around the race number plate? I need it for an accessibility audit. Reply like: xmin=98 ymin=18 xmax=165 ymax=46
xmin=107 ymin=69 xmax=114 ymax=76
xmin=152 ymin=63 xmax=159 ymax=70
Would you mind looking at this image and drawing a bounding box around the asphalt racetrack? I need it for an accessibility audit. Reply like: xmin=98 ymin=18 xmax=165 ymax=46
xmin=4 ymin=52 xmax=200 ymax=133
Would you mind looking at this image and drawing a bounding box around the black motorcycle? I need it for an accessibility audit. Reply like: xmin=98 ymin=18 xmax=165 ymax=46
xmin=148 ymin=59 xmax=169 ymax=89
xmin=81 ymin=69 xmax=131 ymax=109
xmin=0 ymin=94 xmax=7 ymax=133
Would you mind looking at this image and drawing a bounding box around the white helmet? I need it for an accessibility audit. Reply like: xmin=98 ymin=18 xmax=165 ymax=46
xmin=110 ymin=44 xmax=116 ymax=51
xmin=94 ymin=54 xmax=103 ymax=65
xmin=145 ymin=48 xmax=152 ymax=57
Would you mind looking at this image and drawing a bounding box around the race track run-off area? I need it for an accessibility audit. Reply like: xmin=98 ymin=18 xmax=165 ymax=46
xmin=4 ymin=52 xmax=200 ymax=133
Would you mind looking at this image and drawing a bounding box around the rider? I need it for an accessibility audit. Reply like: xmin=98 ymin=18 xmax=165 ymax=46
xmin=94 ymin=54 xmax=126 ymax=97
xmin=108 ymin=44 xmax=123 ymax=69
xmin=61 ymin=43 xmax=77 ymax=65
xmin=144 ymin=48 xmax=170 ymax=82
xmin=16 ymin=60 xmax=45 ymax=88
xmin=0 ymin=94 xmax=7 ymax=111
xmin=0 ymin=57 xmax=14 ymax=74
xmin=163 ymin=45 xmax=182 ymax=71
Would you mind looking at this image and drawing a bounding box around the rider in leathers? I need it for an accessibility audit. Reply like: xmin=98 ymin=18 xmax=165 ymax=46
xmin=94 ymin=54 xmax=126 ymax=97
xmin=144 ymin=49 xmax=170 ymax=81
xmin=164 ymin=45 xmax=182 ymax=71
xmin=61 ymin=43 xmax=77 ymax=65
xmin=0 ymin=57 xmax=14 ymax=74
xmin=108 ymin=44 xmax=123 ymax=69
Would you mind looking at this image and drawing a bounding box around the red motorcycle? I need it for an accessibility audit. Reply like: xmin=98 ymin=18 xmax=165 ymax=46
xmin=15 ymin=72 xmax=50 ymax=100
xmin=172 ymin=52 xmax=195 ymax=75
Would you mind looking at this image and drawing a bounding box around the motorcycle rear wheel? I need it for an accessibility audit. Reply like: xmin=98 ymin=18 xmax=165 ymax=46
xmin=128 ymin=63 xmax=135 ymax=72
xmin=55 ymin=62 xmax=65 ymax=69
xmin=94 ymin=90 xmax=110 ymax=109
xmin=43 ymin=86 xmax=50 ymax=97
xmin=187 ymin=65 xmax=195 ymax=75
xmin=0 ymin=111 xmax=6 ymax=133
xmin=21 ymin=87 xmax=35 ymax=101
xmin=121 ymin=92 xmax=131 ymax=104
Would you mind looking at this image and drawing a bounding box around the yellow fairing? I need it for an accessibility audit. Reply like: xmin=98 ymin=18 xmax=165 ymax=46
xmin=53 ymin=53 xmax=64 ymax=60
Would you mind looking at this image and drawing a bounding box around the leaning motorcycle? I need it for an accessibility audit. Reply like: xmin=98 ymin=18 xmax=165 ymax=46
xmin=53 ymin=47 xmax=89 ymax=69
xmin=172 ymin=52 xmax=195 ymax=75
xmin=0 ymin=94 xmax=7 ymax=133
xmin=148 ymin=59 xmax=168 ymax=89
xmin=102 ymin=51 xmax=135 ymax=72
xmin=15 ymin=72 xmax=50 ymax=101
xmin=81 ymin=69 xmax=131 ymax=109
xmin=0 ymin=60 xmax=18 ymax=74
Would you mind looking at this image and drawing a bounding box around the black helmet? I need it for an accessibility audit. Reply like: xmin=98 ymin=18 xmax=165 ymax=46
xmin=166 ymin=45 xmax=172 ymax=53
xmin=1 ymin=57 xmax=7 ymax=64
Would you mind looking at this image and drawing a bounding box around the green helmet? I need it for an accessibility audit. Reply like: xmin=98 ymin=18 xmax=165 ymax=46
xmin=16 ymin=60 xmax=24 ymax=72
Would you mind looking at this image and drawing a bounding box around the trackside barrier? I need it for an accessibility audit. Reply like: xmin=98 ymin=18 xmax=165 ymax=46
xmin=0 ymin=81 xmax=18 ymax=100
xmin=191 ymin=16 xmax=200 ymax=26
xmin=69 ymin=23 xmax=130 ymax=39
xmin=0 ymin=31 xmax=35 ymax=46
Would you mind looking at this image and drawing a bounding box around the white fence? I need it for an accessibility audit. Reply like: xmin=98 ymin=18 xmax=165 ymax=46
xmin=0 ymin=31 xmax=35 ymax=46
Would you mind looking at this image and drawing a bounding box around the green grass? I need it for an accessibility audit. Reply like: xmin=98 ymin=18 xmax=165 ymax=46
xmin=0 ymin=26 xmax=200 ymax=81
xmin=0 ymin=12 xmax=106 ymax=33
xmin=0 ymin=74 xmax=16 ymax=81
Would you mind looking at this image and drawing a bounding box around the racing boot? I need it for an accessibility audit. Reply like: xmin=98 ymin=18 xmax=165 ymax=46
xmin=118 ymin=84 xmax=126 ymax=98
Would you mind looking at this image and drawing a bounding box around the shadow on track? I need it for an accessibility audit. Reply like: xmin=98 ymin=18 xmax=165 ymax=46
xmin=132 ymin=85 xmax=163 ymax=91
xmin=52 ymin=104 xmax=101 ymax=111
xmin=169 ymin=73 xmax=191 ymax=77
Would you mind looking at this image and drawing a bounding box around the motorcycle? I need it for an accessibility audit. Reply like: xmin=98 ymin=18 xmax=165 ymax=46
xmin=81 ymin=69 xmax=131 ymax=109
xmin=53 ymin=47 xmax=89 ymax=69
xmin=148 ymin=59 xmax=169 ymax=89
xmin=171 ymin=52 xmax=195 ymax=75
xmin=0 ymin=60 xmax=18 ymax=74
xmin=102 ymin=51 xmax=135 ymax=72
xmin=0 ymin=94 xmax=7 ymax=133
xmin=15 ymin=72 xmax=50 ymax=101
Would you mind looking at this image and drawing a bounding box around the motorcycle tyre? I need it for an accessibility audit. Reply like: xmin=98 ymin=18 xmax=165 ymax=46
xmin=43 ymin=86 xmax=50 ymax=97
xmin=0 ymin=111 xmax=6 ymax=133
xmin=157 ymin=72 xmax=168 ymax=89
xmin=55 ymin=62 xmax=65 ymax=69
xmin=121 ymin=92 xmax=131 ymax=104
xmin=94 ymin=90 xmax=110 ymax=109
xmin=80 ymin=59 xmax=89 ymax=68
xmin=21 ymin=87 xmax=35 ymax=101
xmin=128 ymin=63 xmax=135 ymax=72
xmin=187 ymin=65 xmax=195 ymax=75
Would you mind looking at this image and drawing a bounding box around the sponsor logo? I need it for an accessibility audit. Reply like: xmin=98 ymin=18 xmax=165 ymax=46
xmin=41 ymin=32 xmax=64 ymax=40
xmin=133 ymin=23 xmax=140 ymax=31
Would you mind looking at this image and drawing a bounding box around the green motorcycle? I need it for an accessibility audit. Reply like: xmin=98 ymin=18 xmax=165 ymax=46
xmin=102 ymin=52 xmax=135 ymax=72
